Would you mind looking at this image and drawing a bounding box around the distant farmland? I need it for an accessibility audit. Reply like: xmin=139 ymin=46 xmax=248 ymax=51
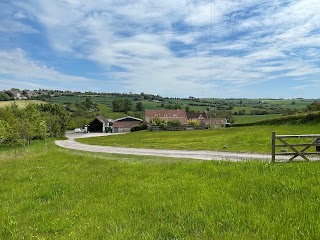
xmin=0 ymin=100 xmax=45 ymax=108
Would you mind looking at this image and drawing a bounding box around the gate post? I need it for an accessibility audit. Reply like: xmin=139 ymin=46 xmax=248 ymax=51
xmin=271 ymin=131 xmax=276 ymax=163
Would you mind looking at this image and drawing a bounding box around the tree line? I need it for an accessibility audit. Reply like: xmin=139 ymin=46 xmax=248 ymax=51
xmin=0 ymin=103 xmax=69 ymax=147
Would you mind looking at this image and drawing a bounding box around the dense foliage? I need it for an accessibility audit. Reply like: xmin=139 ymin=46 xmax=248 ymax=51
xmin=0 ymin=103 xmax=69 ymax=146
xmin=112 ymin=99 xmax=132 ymax=113
xmin=233 ymin=111 xmax=320 ymax=127
xmin=0 ymin=92 xmax=13 ymax=101
xmin=130 ymin=123 xmax=147 ymax=132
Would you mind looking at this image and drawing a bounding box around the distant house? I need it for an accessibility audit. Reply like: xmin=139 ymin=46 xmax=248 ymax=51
xmin=144 ymin=110 xmax=188 ymax=125
xmin=186 ymin=112 xmax=208 ymax=125
xmin=209 ymin=118 xmax=228 ymax=127
xmin=88 ymin=116 xmax=113 ymax=133
xmin=27 ymin=91 xmax=38 ymax=98
xmin=186 ymin=112 xmax=228 ymax=127
xmin=113 ymin=116 xmax=143 ymax=133
xmin=8 ymin=91 xmax=22 ymax=100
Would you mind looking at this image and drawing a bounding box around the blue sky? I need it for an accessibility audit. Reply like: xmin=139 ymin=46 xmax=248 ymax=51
xmin=0 ymin=0 xmax=320 ymax=98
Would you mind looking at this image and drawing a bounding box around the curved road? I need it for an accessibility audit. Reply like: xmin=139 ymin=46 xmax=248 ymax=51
xmin=55 ymin=132 xmax=275 ymax=161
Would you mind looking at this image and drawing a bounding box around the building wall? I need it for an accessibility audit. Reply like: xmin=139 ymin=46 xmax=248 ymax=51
xmin=113 ymin=127 xmax=131 ymax=133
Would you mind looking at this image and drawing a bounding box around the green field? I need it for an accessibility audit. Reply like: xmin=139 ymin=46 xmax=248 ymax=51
xmin=1 ymin=140 xmax=320 ymax=239
xmin=77 ymin=124 xmax=320 ymax=154
xmin=0 ymin=100 xmax=45 ymax=108
xmin=233 ymin=114 xmax=282 ymax=124
xmin=263 ymin=99 xmax=314 ymax=110
xmin=97 ymin=104 xmax=128 ymax=119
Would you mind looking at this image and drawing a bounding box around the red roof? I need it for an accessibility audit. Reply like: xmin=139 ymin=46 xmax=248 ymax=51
xmin=145 ymin=110 xmax=188 ymax=124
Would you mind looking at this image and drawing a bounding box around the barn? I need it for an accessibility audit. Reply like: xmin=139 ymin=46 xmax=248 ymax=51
xmin=87 ymin=116 xmax=113 ymax=133
xmin=113 ymin=116 xmax=143 ymax=133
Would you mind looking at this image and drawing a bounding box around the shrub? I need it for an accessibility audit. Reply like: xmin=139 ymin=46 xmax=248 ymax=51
xmin=233 ymin=111 xmax=320 ymax=127
xmin=167 ymin=120 xmax=181 ymax=127
xmin=188 ymin=119 xmax=200 ymax=126
xmin=150 ymin=117 xmax=166 ymax=126
xmin=130 ymin=123 xmax=147 ymax=132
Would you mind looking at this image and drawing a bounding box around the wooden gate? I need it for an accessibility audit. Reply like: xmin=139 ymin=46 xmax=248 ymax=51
xmin=271 ymin=131 xmax=320 ymax=163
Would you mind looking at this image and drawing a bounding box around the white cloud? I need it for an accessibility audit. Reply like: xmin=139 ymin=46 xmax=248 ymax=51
xmin=1 ymin=0 xmax=320 ymax=98
xmin=0 ymin=49 xmax=100 ymax=90
xmin=0 ymin=19 xmax=38 ymax=33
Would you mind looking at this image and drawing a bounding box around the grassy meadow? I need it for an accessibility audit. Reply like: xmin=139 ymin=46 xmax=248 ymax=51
xmin=233 ymin=114 xmax=282 ymax=124
xmin=77 ymin=124 xmax=320 ymax=154
xmin=1 ymin=140 xmax=320 ymax=239
xmin=0 ymin=100 xmax=45 ymax=108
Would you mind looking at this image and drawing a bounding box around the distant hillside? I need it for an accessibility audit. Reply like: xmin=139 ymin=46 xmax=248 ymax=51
xmin=233 ymin=111 xmax=320 ymax=126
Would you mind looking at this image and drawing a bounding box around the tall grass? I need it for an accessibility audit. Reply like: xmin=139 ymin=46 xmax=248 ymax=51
xmin=1 ymin=141 xmax=320 ymax=239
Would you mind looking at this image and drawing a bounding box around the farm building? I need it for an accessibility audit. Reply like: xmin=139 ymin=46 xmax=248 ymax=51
xmin=210 ymin=118 xmax=228 ymax=127
xmin=186 ymin=112 xmax=208 ymax=125
xmin=113 ymin=116 xmax=143 ymax=133
xmin=144 ymin=110 xmax=188 ymax=125
xmin=87 ymin=116 xmax=113 ymax=133
xmin=186 ymin=112 xmax=228 ymax=127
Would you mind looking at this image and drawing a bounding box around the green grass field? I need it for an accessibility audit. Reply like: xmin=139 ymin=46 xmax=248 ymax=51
xmin=97 ymin=104 xmax=127 ymax=119
xmin=0 ymin=100 xmax=45 ymax=108
xmin=233 ymin=114 xmax=282 ymax=124
xmin=77 ymin=124 xmax=320 ymax=154
xmin=263 ymin=99 xmax=314 ymax=109
xmin=1 ymin=140 xmax=320 ymax=239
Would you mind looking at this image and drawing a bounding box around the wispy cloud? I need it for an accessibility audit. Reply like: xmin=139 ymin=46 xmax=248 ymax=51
xmin=0 ymin=48 xmax=100 ymax=90
xmin=0 ymin=0 xmax=319 ymax=97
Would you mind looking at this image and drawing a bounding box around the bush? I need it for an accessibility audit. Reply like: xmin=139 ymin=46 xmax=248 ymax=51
xmin=167 ymin=120 xmax=181 ymax=127
xmin=188 ymin=119 xmax=200 ymax=126
xmin=130 ymin=123 xmax=147 ymax=132
xmin=159 ymin=123 xmax=167 ymax=130
xmin=233 ymin=111 xmax=320 ymax=127
xmin=150 ymin=117 xmax=166 ymax=126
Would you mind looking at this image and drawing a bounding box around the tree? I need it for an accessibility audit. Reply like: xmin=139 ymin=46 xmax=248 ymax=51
xmin=23 ymin=104 xmax=44 ymax=144
xmin=307 ymin=102 xmax=320 ymax=111
xmin=215 ymin=110 xmax=234 ymax=124
xmin=83 ymin=98 xmax=94 ymax=109
xmin=0 ymin=120 xmax=10 ymax=146
xmin=112 ymin=99 xmax=124 ymax=112
xmin=123 ymin=99 xmax=132 ymax=113
xmin=5 ymin=91 xmax=14 ymax=98
xmin=238 ymin=109 xmax=246 ymax=115
xmin=0 ymin=92 xmax=11 ymax=101
xmin=136 ymin=102 xmax=143 ymax=111
xmin=37 ymin=103 xmax=69 ymax=137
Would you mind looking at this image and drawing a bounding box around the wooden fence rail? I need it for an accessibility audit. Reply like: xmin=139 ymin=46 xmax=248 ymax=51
xmin=271 ymin=131 xmax=320 ymax=163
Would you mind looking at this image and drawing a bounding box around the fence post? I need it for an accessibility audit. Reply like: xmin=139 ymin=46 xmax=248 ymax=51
xmin=271 ymin=131 xmax=276 ymax=163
